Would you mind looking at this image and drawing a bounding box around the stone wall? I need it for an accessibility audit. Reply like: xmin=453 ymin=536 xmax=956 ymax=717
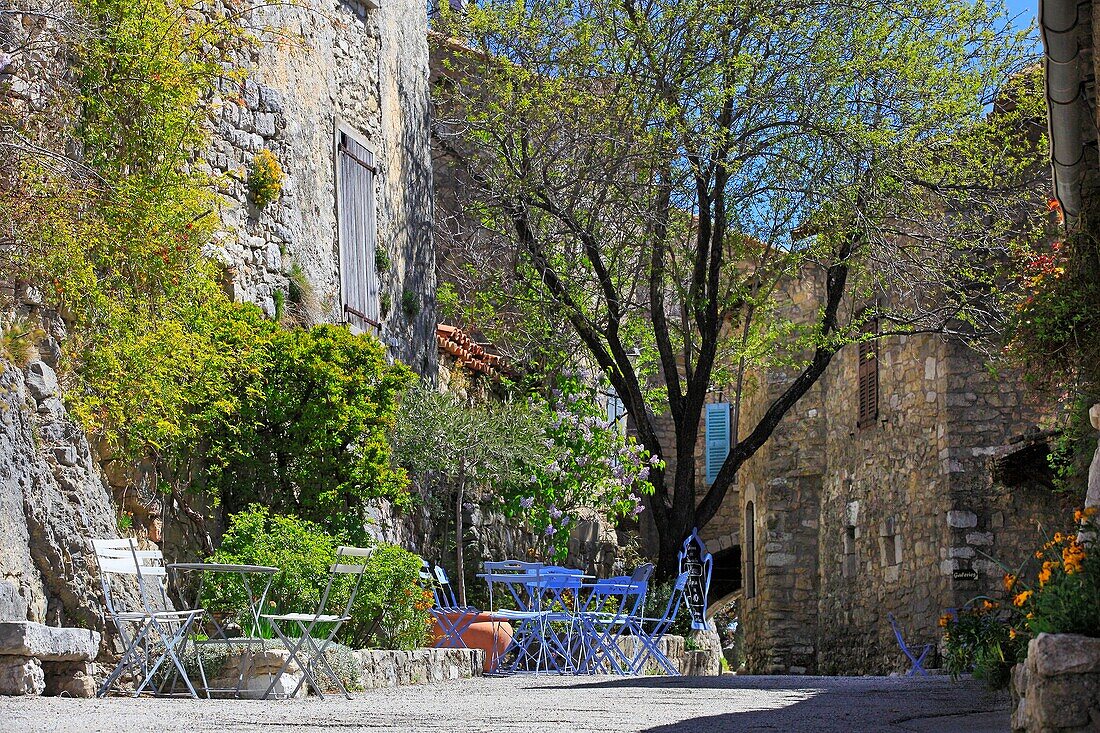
xmin=689 ymin=268 xmax=1060 ymax=675
xmin=0 ymin=354 xmax=120 ymax=639
xmin=204 ymin=0 xmax=436 ymax=374
xmin=1012 ymin=633 xmax=1100 ymax=732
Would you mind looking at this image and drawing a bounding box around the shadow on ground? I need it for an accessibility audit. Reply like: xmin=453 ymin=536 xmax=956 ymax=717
xmin=531 ymin=674 xmax=1012 ymax=733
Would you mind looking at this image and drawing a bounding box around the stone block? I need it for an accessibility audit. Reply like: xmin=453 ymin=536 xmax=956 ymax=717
xmin=0 ymin=622 xmax=100 ymax=662
xmin=1090 ymin=403 xmax=1100 ymax=431
xmin=947 ymin=510 xmax=977 ymax=528
xmin=0 ymin=655 xmax=45 ymax=695
xmin=25 ymin=361 xmax=58 ymax=402
xmin=966 ymin=532 xmax=994 ymax=547
xmin=43 ymin=661 xmax=96 ymax=698
xmin=1031 ymin=633 xmax=1100 ymax=677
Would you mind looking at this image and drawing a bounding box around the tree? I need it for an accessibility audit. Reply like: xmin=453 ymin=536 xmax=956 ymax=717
xmin=393 ymin=382 xmax=544 ymax=603
xmin=432 ymin=0 xmax=1046 ymax=576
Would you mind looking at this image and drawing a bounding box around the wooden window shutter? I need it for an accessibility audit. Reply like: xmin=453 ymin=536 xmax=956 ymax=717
xmin=705 ymin=402 xmax=731 ymax=485
xmin=857 ymin=320 xmax=879 ymax=427
xmin=337 ymin=130 xmax=380 ymax=330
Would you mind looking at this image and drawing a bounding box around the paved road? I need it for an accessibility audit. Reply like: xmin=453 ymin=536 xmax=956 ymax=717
xmin=2 ymin=674 xmax=1011 ymax=732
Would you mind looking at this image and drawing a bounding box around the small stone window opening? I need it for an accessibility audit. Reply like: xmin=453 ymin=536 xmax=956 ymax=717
xmin=857 ymin=319 xmax=879 ymax=428
xmin=879 ymin=516 xmax=902 ymax=568
xmin=744 ymin=501 xmax=756 ymax=599
xmin=842 ymin=525 xmax=858 ymax=578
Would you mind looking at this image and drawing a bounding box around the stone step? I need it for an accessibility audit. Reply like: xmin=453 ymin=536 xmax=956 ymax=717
xmin=0 ymin=622 xmax=100 ymax=662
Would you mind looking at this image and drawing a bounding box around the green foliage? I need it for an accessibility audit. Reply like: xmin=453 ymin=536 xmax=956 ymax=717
xmin=203 ymin=506 xmax=432 ymax=650
xmin=401 ymin=288 xmax=420 ymax=318
xmin=940 ymin=602 xmax=1024 ymax=688
xmin=375 ymin=248 xmax=392 ymax=273
xmin=248 ymin=149 xmax=284 ymax=208
xmin=206 ymin=325 xmax=415 ymax=537
xmin=393 ymin=381 xmax=544 ymax=493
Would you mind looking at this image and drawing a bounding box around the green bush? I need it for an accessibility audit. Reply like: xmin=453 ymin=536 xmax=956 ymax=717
xmin=940 ymin=602 xmax=1024 ymax=688
xmin=203 ymin=506 xmax=432 ymax=650
xmin=204 ymin=324 xmax=415 ymax=538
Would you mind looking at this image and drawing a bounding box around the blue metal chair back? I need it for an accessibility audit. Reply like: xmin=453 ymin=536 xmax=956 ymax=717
xmin=651 ymin=570 xmax=690 ymax=636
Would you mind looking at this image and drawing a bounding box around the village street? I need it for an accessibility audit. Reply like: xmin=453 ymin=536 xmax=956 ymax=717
xmin=3 ymin=674 xmax=1008 ymax=732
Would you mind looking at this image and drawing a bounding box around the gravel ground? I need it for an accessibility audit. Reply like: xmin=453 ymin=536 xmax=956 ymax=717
xmin=1 ymin=674 xmax=1010 ymax=732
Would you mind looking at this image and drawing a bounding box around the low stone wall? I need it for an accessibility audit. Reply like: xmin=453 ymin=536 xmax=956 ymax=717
xmin=1012 ymin=633 xmax=1100 ymax=732
xmin=0 ymin=621 xmax=100 ymax=697
xmin=356 ymin=648 xmax=484 ymax=689
xmin=612 ymin=632 xmax=723 ymax=676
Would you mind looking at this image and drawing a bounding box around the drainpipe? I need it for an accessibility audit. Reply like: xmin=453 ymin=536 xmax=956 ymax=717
xmin=1040 ymin=0 xmax=1089 ymax=220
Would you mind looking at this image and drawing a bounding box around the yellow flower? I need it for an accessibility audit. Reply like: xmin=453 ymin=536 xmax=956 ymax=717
xmin=1003 ymin=574 xmax=1017 ymax=591
xmin=1035 ymin=550 xmax=1045 ymax=559
xmin=1009 ymin=628 xmax=1018 ymax=640
xmin=1013 ymin=590 xmax=1033 ymax=607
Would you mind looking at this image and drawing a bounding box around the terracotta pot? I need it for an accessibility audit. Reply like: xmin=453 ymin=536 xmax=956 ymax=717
xmin=430 ymin=612 xmax=514 ymax=672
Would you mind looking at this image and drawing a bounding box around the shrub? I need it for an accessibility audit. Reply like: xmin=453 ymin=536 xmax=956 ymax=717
xmin=940 ymin=601 xmax=1024 ymax=687
xmin=248 ymin=149 xmax=284 ymax=208
xmin=203 ymin=506 xmax=431 ymax=650
xmin=204 ymin=324 xmax=415 ymax=538
xmin=501 ymin=372 xmax=658 ymax=560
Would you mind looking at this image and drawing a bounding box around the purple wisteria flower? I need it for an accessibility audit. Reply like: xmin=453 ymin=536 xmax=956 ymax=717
xmin=549 ymin=505 xmax=563 ymax=519
xmin=638 ymin=467 xmax=650 ymax=482
xmin=649 ymin=454 xmax=661 ymax=466
xmin=544 ymin=524 xmax=556 ymax=535
xmin=632 ymin=504 xmax=645 ymax=515
xmin=520 ymin=496 xmax=535 ymax=509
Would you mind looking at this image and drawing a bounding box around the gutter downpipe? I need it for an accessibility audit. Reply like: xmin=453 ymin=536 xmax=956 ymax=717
xmin=1040 ymin=0 xmax=1089 ymax=221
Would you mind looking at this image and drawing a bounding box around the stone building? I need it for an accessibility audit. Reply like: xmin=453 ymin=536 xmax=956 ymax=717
xmin=206 ymin=0 xmax=438 ymax=374
xmin=678 ymin=268 xmax=1067 ymax=675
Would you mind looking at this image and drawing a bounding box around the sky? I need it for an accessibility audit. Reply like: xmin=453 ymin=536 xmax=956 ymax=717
xmin=1005 ymin=0 xmax=1039 ymax=34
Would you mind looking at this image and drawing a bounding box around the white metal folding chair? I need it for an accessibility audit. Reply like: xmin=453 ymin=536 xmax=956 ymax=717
xmin=92 ymin=538 xmax=207 ymax=697
xmin=261 ymin=545 xmax=373 ymax=700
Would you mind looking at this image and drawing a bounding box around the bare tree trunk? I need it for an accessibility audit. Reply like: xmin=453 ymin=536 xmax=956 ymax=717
xmin=455 ymin=471 xmax=467 ymax=605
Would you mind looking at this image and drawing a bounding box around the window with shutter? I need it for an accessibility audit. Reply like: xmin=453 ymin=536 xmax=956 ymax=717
xmin=336 ymin=126 xmax=380 ymax=331
xmin=857 ymin=320 xmax=879 ymax=428
xmin=705 ymin=402 xmax=730 ymax=485
xmin=744 ymin=501 xmax=756 ymax=599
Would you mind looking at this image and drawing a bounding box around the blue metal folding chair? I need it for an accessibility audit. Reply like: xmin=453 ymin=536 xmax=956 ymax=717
xmin=575 ymin=563 xmax=654 ymax=674
xmin=626 ymin=570 xmax=690 ymax=675
xmin=887 ymin=612 xmax=932 ymax=676
xmin=421 ymin=560 xmax=479 ymax=648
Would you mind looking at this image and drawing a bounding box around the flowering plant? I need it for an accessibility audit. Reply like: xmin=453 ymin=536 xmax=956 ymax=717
xmin=502 ymin=371 xmax=660 ymax=561
xmin=1009 ymin=508 xmax=1100 ymax=637
xmin=941 ymin=508 xmax=1100 ymax=688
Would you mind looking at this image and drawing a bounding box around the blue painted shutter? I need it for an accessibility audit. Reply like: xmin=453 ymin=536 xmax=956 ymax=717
xmin=705 ymin=402 xmax=730 ymax=485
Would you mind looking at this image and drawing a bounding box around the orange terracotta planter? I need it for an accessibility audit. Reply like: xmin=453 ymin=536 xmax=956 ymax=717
xmin=430 ymin=612 xmax=514 ymax=672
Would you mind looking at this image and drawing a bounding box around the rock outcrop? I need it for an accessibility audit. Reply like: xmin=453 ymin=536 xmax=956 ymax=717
xmin=0 ymin=357 xmax=119 ymax=642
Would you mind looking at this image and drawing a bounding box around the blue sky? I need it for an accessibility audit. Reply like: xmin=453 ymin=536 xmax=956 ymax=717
xmin=1005 ymin=0 xmax=1038 ymax=32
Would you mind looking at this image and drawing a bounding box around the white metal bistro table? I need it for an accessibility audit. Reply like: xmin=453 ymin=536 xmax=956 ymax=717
xmin=167 ymin=562 xmax=278 ymax=697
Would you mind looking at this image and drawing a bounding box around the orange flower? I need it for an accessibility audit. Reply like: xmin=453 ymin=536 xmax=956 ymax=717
xmin=1013 ymin=590 xmax=1033 ymax=607
xmin=1063 ymin=541 xmax=1086 ymax=574
xmin=938 ymin=614 xmax=952 ymax=628
xmin=981 ymin=600 xmax=998 ymax=611
xmin=1003 ymin=574 xmax=1017 ymax=591
xmin=1038 ymin=561 xmax=1056 ymax=586
xmin=1009 ymin=628 xmax=1018 ymax=640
